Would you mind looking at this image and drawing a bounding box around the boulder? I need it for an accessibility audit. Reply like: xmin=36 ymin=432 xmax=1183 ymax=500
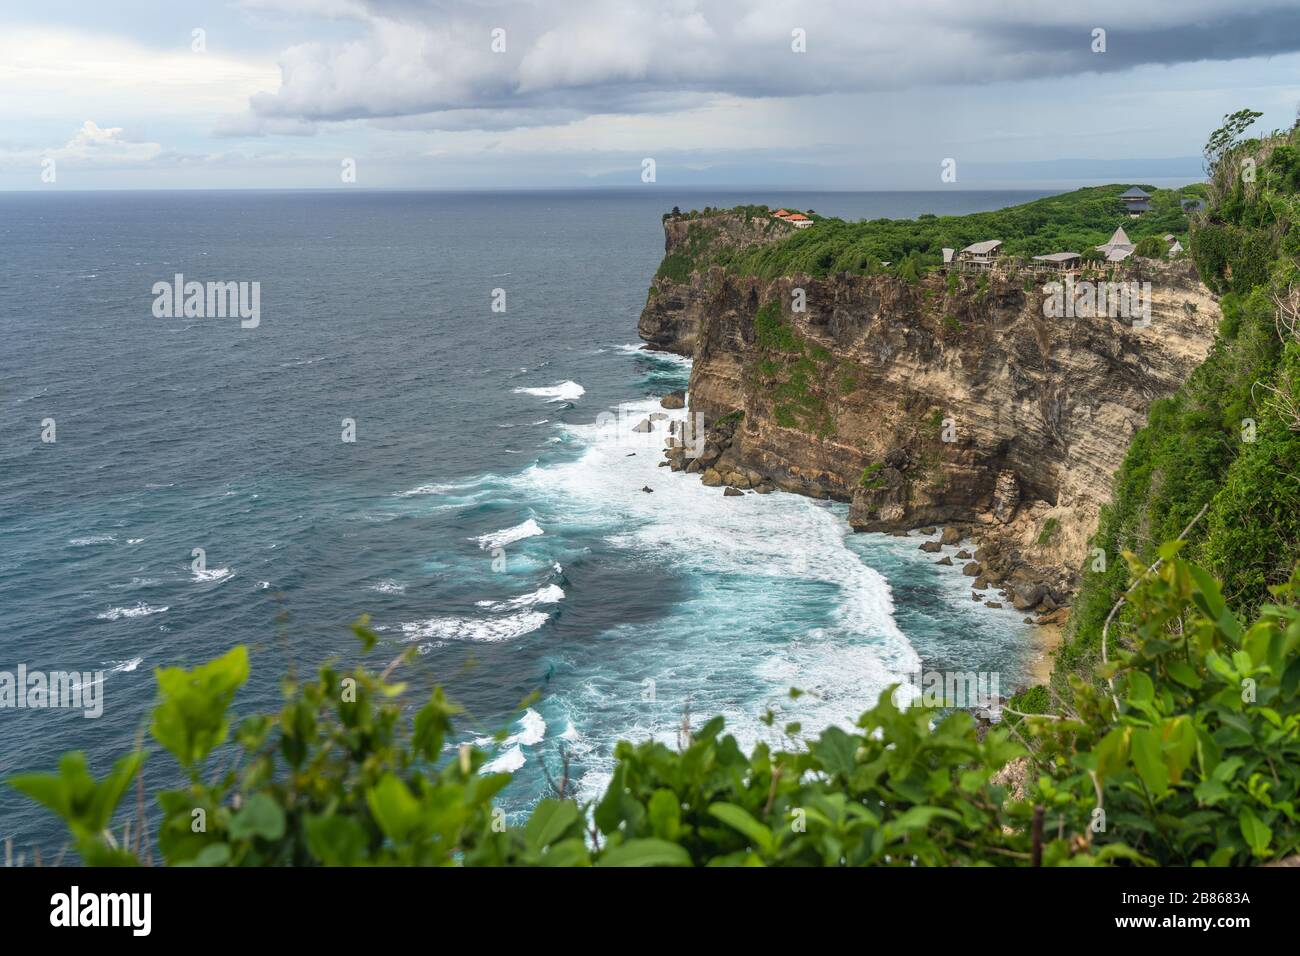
xmin=973 ymin=576 xmax=989 ymax=590
xmin=919 ymin=526 xmax=937 ymax=536
xmin=701 ymin=468 xmax=724 ymax=487
xmin=955 ymin=549 xmax=972 ymax=560
xmin=962 ymin=562 xmax=982 ymax=576
xmin=641 ymin=486 xmax=654 ymax=493
xmin=660 ymin=391 xmax=686 ymax=409
xmin=1011 ymin=583 xmax=1046 ymax=611
xmin=1037 ymin=607 xmax=1070 ymax=626
xmin=632 ymin=418 xmax=654 ymax=433
xmin=936 ymin=556 xmax=953 ymax=566
xmin=649 ymin=412 xmax=669 ymax=422
xmin=754 ymin=483 xmax=775 ymax=494
xmin=940 ymin=527 xmax=962 ymax=546
xmin=919 ymin=540 xmax=942 ymax=553
xmin=723 ymin=486 xmax=744 ymax=497
xmin=984 ymin=601 xmax=1003 ymax=609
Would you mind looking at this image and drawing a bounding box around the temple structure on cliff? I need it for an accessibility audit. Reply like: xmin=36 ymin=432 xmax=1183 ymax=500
xmin=1120 ymin=186 xmax=1152 ymax=216
xmin=1096 ymin=226 xmax=1135 ymax=262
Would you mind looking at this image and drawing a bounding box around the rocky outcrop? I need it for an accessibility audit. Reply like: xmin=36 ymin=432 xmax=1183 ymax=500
xmin=639 ymin=213 xmax=1222 ymax=588
xmin=638 ymin=213 xmax=793 ymax=355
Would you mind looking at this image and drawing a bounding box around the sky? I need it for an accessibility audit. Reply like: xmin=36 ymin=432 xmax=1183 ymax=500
xmin=3 ymin=0 xmax=1300 ymax=190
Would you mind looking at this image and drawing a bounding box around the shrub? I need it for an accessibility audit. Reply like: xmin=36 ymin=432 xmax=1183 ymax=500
xmin=12 ymin=553 xmax=1300 ymax=866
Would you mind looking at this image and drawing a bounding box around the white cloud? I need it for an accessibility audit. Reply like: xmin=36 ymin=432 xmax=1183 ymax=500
xmin=0 ymin=26 xmax=279 ymax=123
xmin=0 ymin=121 xmax=165 ymax=171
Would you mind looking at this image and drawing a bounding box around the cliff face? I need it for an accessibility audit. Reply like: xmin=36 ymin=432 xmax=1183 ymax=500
xmin=638 ymin=213 xmax=793 ymax=355
xmin=639 ymin=214 xmax=1221 ymax=585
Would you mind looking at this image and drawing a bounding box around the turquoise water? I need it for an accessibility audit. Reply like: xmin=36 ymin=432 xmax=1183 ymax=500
xmin=0 ymin=189 xmax=1047 ymax=844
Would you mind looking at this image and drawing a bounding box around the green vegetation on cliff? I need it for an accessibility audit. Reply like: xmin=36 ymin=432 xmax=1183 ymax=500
xmin=669 ymin=184 xmax=1202 ymax=281
xmin=1063 ymin=112 xmax=1300 ymax=685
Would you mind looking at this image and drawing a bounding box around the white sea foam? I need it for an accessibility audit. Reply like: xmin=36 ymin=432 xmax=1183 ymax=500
xmin=393 ymin=609 xmax=549 ymax=644
xmin=476 ymin=518 xmax=544 ymax=550
xmin=481 ymin=746 xmax=526 ymax=774
xmin=616 ymin=343 xmax=693 ymax=367
xmin=108 ymin=576 xmax=160 ymax=591
xmin=508 ymin=395 xmax=922 ymax=782
xmin=394 ymin=476 xmax=488 ymax=498
xmin=513 ymin=380 xmax=585 ymax=402
xmin=191 ymin=567 xmax=233 ymax=584
xmin=475 ymin=583 xmax=563 ymax=609
xmin=97 ymin=603 xmax=168 ymax=621
xmin=368 ymin=580 xmax=406 ymax=595
xmin=69 ymin=535 xmax=115 ymax=547
xmin=475 ymin=707 xmax=547 ymax=750
xmin=106 ymin=657 xmax=144 ymax=673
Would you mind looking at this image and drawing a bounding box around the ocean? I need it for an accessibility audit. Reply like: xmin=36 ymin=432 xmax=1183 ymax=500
xmin=0 ymin=188 xmax=1053 ymax=846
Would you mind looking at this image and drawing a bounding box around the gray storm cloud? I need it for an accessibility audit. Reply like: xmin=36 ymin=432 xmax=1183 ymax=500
xmin=246 ymin=0 xmax=1300 ymax=128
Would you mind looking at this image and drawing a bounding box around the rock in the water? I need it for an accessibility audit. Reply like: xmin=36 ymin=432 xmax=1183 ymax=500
xmin=658 ymin=461 xmax=670 ymax=467
xmin=701 ymin=468 xmax=724 ymax=487
xmin=649 ymin=412 xmax=669 ymax=421
xmin=955 ymin=549 xmax=972 ymax=560
xmin=984 ymin=601 xmax=1003 ymax=609
xmin=723 ymin=486 xmax=743 ymax=496
xmin=919 ymin=526 xmax=937 ymax=536
xmin=1023 ymin=617 xmax=1035 ymax=625
xmin=660 ymin=391 xmax=686 ymax=409
xmin=936 ymin=556 xmax=953 ymax=566
xmin=641 ymin=486 xmax=654 ymax=493
xmin=973 ymin=576 xmax=989 ymax=590
xmin=754 ymin=483 xmax=775 ymax=494
xmin=632 ymin=418 xmax=654 ymax=433
xmin=919 ymin=540 xmax=942 ymax=553
xmin=962 ymin=562 xmax=982 ymax=576
xmin=972 ymin=592 xmax=982 ymax=602
xmin=940 ymin=527 xmax=962 ymax=546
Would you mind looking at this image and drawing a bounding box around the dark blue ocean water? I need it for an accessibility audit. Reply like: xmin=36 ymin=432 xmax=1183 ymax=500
xmin=0 ymin=188 xmax=1053 ymax=849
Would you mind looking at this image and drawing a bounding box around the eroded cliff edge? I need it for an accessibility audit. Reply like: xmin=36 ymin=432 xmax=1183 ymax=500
xmin=639 ymin=212 xmax=1221 ymax=601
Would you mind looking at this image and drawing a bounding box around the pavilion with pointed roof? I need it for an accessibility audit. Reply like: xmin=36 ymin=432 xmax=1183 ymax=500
xmin=1096 ymin=226 xmax=1135 ymax=262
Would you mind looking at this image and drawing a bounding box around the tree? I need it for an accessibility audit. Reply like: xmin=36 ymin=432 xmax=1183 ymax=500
xmin=1204 ymin=109 xmax=1263 ymax=173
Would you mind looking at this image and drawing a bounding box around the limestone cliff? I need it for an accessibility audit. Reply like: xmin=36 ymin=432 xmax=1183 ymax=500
xmin=639 ymin=213 xmax=1221 ymax=593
